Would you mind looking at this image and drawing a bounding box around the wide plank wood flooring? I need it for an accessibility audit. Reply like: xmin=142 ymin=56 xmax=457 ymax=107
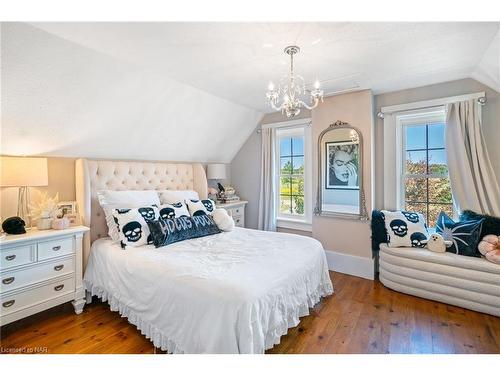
xmin=1 ymin=272 xmax=499 ymax=354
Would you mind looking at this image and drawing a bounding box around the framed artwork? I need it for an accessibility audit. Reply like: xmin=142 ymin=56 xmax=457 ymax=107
xmin=325 ymin=140 xmax=359 ymax=190
xmin=57 ymin=201 xmax=80 ymax=226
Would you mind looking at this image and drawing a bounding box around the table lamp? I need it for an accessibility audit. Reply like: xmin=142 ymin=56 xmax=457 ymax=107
xmin=1 ymin=156 xmax=48 ymax=224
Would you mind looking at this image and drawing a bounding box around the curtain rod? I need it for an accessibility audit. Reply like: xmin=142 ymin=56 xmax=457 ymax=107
xmin=377 ymin=92 xmax=486 ymax=119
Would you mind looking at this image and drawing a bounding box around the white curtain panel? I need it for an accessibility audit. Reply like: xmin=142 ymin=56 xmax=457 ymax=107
xmin=258 ymin=127 xmax=277 ymax=231
xmin=445 ymin=99 xmax=500 ymax=216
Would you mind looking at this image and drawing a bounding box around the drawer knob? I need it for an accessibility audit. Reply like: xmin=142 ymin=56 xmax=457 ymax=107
xmin=54 ymin=264 xmax=64 ymax=271
xmin=54 ymin=284 xmax=65 ymax=291
xmin=5 ymin=255 xmax=16 ymax=261
xmin=2 ymin=300 xmax=15 ymax=308
xmin=2 ymin=277 xmax=15 ymax=285
xmin=52 ymin=246 xmax=61 ymax=251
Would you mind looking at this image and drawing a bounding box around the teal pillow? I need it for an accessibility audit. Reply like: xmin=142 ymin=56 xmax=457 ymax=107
xmin=435 ymin=212 xmax=484 ymax=257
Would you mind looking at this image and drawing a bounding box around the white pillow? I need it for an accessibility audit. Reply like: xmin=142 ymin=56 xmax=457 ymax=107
xmin=185 ymin=199 xmax=216 ymax=216
xmin=158 ymin=202 xmax=190 ymax=220
xmin=158 ymin=190 xmax=200 ymax=205
xmin=112 ymin=206 xmax=160 ymax=248
xmin=381 ymin=210 xmax=428 ymax=248
xmin=212 ymin=208 xmax=234 ymax=231
xmin=97 ymin=190 xmax=160 ymax=242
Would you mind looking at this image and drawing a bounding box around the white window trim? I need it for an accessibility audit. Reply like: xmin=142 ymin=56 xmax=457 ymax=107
xmin=268 ymin=118 xmax=312 ymax=231
xmin=395 ymin=107 xmax=446 ymax=210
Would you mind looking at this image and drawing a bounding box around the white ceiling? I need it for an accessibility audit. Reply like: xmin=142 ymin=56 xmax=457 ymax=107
xmin=30 ymin=22 xmax=500 ymax=111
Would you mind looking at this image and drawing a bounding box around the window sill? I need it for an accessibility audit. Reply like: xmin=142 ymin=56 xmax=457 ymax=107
xmin=276 ymin=218 xmax=312 ymax=232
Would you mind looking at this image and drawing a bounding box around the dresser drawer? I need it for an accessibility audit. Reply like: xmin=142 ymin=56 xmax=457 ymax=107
xmin=38 ymin=237 xmax=74 ymax=261
xmin=1 ymin=276 xmax=75 ymax=316
xmin=0 ymin=256 xmax=75 ymax=294
xmin=234 ymin=216 xmax=244 ymax=227
xmin=0 ymin=245 xmax=35 ymax=270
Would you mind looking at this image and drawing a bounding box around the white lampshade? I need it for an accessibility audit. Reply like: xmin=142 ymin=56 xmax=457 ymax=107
xmin=207 ymin=164 xmax=226 ymax=180
xmin=1 ymin=156 xmax=48 ymax=187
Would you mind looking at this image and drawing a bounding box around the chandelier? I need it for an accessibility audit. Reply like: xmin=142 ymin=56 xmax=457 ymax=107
xmin=266 ymin=45 xmax=324 ymax=118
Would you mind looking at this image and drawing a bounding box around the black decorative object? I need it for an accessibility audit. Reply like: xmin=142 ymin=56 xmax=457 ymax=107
xmin=460 ymin=210 xmax=500 ymax=238
xmin=370 ymin=210 xmax=388 ymax=252
xmin=147 ymin=215 xmax=221 ymax=248
xmin=2 ymin=216 xmax=27 ymax=234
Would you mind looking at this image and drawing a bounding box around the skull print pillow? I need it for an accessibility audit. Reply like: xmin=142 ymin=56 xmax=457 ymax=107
xmin=157 ymin=202 xmax=190 ymax=220
xmin=185 ymin=199 xmax=216 ymax=216
xmin=112 ymin=206 xmax=160 ymax=248
xmin=381 ymin=210 xmax=428 ymax=248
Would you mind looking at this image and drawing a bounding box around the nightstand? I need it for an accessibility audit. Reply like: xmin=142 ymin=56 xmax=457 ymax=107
xmin=216 ymin=200 xmax=248 ymax=228
xmin=0 ymin=226 xmax=89 ymax=326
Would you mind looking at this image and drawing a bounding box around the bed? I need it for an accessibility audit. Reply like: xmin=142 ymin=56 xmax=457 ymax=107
xmin=76 ymin=159 xmax=333 ymax=353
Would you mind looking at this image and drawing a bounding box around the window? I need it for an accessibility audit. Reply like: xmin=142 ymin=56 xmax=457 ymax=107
xmin=273 ymin=122 xmax=312 ymax=228
xmin=400 ymin=110 xmax=453 ymax=227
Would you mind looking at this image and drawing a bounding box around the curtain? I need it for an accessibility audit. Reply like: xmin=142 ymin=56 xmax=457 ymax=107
xmin=258 ymin=127 xmax=276 ymax=231
xmin=445 ymin=99 xmax=500 ymax=216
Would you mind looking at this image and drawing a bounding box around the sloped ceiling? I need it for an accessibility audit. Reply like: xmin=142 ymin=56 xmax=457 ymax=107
xmin=1 ymin=22 xmax=499 ymax=163
xmin=28 ymin=22 xmax=500 ymax=111
xmin=0 ymin=23 xmax=262 ymax=163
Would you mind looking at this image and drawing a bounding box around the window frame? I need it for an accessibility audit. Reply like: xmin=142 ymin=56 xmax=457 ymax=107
xmin=396 ymin=108 xmax=455 ymax=225
xmin=271 ymin=120 xmax=312 ymax=229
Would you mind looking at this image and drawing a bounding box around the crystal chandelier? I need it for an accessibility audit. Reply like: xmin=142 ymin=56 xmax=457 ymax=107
xmin=266 ymin=45 xmax=324 ymax=118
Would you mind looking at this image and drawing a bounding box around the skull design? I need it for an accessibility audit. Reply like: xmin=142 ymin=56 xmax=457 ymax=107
xmin=138 ymin=207 xmax=155 ymax=221
xmin=160 ymin=207 xmax=176 ymax=220
xmin=192 ymin=210 xmax=207 ymax=216
xmin=202 ymin=199 xmax=214 ymax=212
xmin=116 ymin=208 xmax=131 ymax=214
xmin=122 ymin=221 xmax=142 ymax=242
xmin=172 ymin=202 xmax=183 ymax=208
xmin=410 ymin=232 xmax=427 ymax=248
xmin=402 ymin=211 xmax=419 ymax=223
xmin=390 ymin=219 xmax=408 ymax=237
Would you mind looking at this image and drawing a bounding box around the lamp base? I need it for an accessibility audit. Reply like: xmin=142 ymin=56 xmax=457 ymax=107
xmin=17 ymin=186 xmax=31 ymax=226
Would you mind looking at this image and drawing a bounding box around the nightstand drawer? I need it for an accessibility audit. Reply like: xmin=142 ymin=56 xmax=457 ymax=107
xmin=0 ymin=245 xmax=34 ymax=270
xmin=1 ymin=276 xmax=75 ymax=315
xmin=38 ymin=237 xmax=74 ymax=261
xmin=234 ymin=216 xmax=244 ymax=227
xmin=0 ymin=257 xmax=75 ymax=294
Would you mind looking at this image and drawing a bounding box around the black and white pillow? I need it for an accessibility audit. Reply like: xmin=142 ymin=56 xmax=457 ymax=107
xmin=112 ymin=206 xmax=160 ymax=248
xmin=185 ymin=199 xmax=216 ymax=216
xmin=157 ymin=202 xmax=190 ymax=220
xmin=147 ymin=215 xmax=221 ymax=248
xmin=436 ymin=211 xmax=484 ymax=257
xmin=381 ymin=210 xmax=428 ymax=248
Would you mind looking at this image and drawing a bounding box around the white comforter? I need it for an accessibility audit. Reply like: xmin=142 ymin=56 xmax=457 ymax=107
xmin=83 ymin=227 xmax=333 ymax=353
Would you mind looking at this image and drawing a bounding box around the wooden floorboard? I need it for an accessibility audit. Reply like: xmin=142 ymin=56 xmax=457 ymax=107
xmin=1 ymin=272 xmax=498 ymax=354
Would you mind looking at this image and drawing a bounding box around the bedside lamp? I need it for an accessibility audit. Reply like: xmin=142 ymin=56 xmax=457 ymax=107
xmin=1 ymin=156 xmax=48 ymax=223
xmin=207 ymin=164 xmax=227 ymax=182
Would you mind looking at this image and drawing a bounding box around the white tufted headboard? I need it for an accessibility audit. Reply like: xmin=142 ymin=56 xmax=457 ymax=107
xmin=75 ymin=158 xmax=208 ymax=270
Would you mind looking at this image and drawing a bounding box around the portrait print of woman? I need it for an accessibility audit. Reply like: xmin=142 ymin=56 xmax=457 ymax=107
xmin=325 ymin=141 xmax=359 ymax=189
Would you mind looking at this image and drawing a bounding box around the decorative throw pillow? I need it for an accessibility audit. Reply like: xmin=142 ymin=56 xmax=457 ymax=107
xmin=381 ymin=210 xmax=428 ymax=248
xmin=147 ymin=215 xmax=221 ymax=248
xmin=435 ymin=211 xmax=484 ymax=257
xmin=212 ymin=208 xmax=235 ymax=232
xmin=157 ymin=202 xmax=190 ymax=220
xmin=112 ymin=206 xmax=160 ymax=248
xmin=460 ymin=210 xmax=500 ymax=239
xmin=185 ymin=199 xmax=216 ymax=216
xmin=97 ymin=190 xmax=160 ymax=242
xmin=158 ymin=190 xmax=200 ymax=205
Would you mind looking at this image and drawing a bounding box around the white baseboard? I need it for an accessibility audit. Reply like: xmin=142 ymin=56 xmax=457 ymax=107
xmin=325 ymin=250 xmax=375 ymax=280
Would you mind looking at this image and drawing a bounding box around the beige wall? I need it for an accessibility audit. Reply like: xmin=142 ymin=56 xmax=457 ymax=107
xmin=311 ymin=90 xmax=373 ymax=258
xmin=231 ymin=92 xmax=373 ymax=259
xmin=1 ymin=157 xmax=77 ymax=221
xmin=373 ymin=78 xmax=500 ymax=208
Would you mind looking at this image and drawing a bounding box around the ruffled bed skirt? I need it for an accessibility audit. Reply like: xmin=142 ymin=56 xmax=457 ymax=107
xmin=84 ymin=279 xmax=333 ymax=354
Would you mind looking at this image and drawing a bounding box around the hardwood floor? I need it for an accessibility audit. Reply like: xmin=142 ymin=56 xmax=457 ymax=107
xmin=1 ymin=272 xmax=499 ymax=354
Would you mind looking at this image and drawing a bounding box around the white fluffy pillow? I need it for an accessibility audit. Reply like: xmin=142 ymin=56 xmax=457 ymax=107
xmin=381 ymin=210 xmax=428 ymax=248
xmin=97 ymin=190 xmax=160 ymax=242
xmin=158 ymin=190 xmax=200 ymax=205
xmin=212 ymin=208 xmax=234 ymax=231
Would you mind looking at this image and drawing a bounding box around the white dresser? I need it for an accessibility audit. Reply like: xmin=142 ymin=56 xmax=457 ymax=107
xmin=216 ymin=200 xmax=247 ymax=228
xmin=0 ymin=226 xmax=89 ymax=326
